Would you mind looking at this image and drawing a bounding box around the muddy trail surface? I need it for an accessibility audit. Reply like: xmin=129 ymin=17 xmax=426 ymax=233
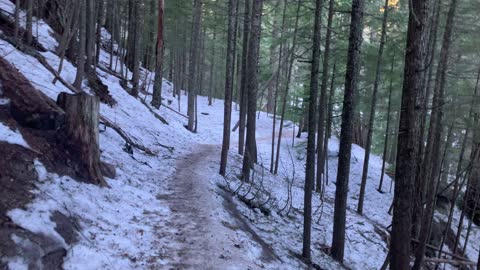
xmin=158 ymin=144 xmax=278 ymax=269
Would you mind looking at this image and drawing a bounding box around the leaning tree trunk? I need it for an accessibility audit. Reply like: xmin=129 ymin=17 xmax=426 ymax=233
xmin=57 ymin=92 xmax=107 ymax=187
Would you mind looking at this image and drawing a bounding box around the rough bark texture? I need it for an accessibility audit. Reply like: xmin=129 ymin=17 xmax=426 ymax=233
xmin=390 ymin=0 xmax=431 ymax=269
xmin=187 ymin=0 xmax=203 ymax=131
xmin=220 ymin=0 xmax=238 ymax=176
xmin=56 ymin=92 xmax=107 ymax=187
xmin=238 ymin=0 xmax=250 ymax=155
xmin=131 ymin=0 xmax=144 ymax=98
xmin=331 ymin=0 xmax=365 ymax=263
xmin=412 ymin=0 xmax=457 ymax=268
xmin=241 ymin=0 xmax=263 ymax=182
xmin=73 ymin=0 xmax=86 ymax=90
xmin=302 ymin=0 xmax=323 ymax=261
xmin=151 ymin=0 xmax=165 ymax=109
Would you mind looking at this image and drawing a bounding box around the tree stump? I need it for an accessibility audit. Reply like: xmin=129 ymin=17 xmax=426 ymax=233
xmin=57 ymin=92 xmax=107 ymax=187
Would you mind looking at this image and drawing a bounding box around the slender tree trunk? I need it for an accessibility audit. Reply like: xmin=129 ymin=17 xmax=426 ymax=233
xmin=95 ymin=0 xmax=103 ymax=67
xmin=187 ymin=0 xmax=203 ymax=132
xmin=241 ymin=0 xmax=263 ymax=182
xmin=208 ymin=28 xmax=217 ymax=106
xmin=302 ymin=0 xmax=323 ymax=261
xmin=274 ymin=0 xmax=301 ymax=176
xmin=220 ymin=0 xmax=239 ymax=176
xmin=412 ymin=0 xmax=442 ymax=239
xmin=270 ymin=0 xmax=287 ymax=174
xmin=151 ymin=0 xmax=165 ymax=109
xmin=390 ymin=0 xmax=431 ymax=268
xmin=131 ymin=0 xmax=144 ymax=98
xmin=378 ymin=53 xmax=395 ymax=192
xmin=14 ymin=0 xmax=20 ymax=42
xmin=331 ymin=0 xmax=365 ymax=262
xmin=412 ymin=0 xmax=457 ymax=268
xmin=26 ymin=0 xmax=33 ymax=46
xmin=324 ymin=62 xmax=337 ymax=186
xmin=238 ymin=0 xmax=251 ymax=155
xmin=73 ymin=0 xmax=87 ymax=90
xmin=315 ymin=0 xmax=335 ymax=191
xmin=85 ymin=0 xmax=95 ymax=74
xmin=357 ymin=0 xmax=389 ymax=214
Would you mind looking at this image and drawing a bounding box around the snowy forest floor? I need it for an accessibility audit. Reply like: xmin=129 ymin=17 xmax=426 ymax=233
xmin=0 ymin=0 xmax=479 ymax=269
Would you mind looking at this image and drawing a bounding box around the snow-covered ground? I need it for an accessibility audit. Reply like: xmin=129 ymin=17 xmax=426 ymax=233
xmin=0 ymin=0 xmax=479 ymax=269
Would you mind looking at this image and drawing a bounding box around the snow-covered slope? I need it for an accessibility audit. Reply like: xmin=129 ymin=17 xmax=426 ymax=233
xmin=0 ymin=0 xmax=478 ymax=269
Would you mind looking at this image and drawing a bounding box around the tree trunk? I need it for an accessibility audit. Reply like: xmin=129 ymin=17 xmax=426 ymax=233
xmin=270 ymin=0 xmax=287 ymax=174
xmin=241 ymin=0 xmax=263 ymax=182
xmin=187 ymin=0 xmax=203 ymax=132
xmin=315 ymin=0 xmax=335 ymax=192
xmin=302 ymin=0 xmax=323 ymax=261
xmin=208 ymin=28 xmax=217 ymax=106
xmin=151 ymin=0 xmax=165 ymax=109
xmin=356 ymin=0 xmax=389 ymax=214
xmin=131 ymin=0 xmax=144 ymax=98
xmin=274 ymin=0 xmax=301 ymax=176
xmin=324 ymin=62 xmax=337 ymax=186
xmin=26 ymin=0 xmax=33 ymax=46
xmin=220 ymin=0 xmax=239 ymax=176
xmin=14 ymin=0 xmax=20 ymax=42
xmin=412 ymin=0 xmax=457 ymax=268
xmin=57 ymin=92 xmax=107 ymax=187
xmin=378 ymin=53 xmax=395 ymax=192
xmin=238 ymin=0 xmax=251 ymax=155
xmin=412 ymin=0 xmax=442 ymax=239
xmin=331 ymin=0 xmax=365 ymax=263
xmin=73 ymin=0 xmax=87 ymax=90
xmin=390 ymin=0 xmax=431 ymax=268
xmin=85 ymin=0 xmax=95 ymax=74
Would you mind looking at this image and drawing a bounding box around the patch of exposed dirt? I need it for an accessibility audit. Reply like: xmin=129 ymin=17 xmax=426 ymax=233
xmin=157 ymin=144 xmax=279 ymax=269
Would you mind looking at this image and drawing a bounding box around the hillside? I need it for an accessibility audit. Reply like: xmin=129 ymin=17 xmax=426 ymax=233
xmin=0 ymin=0 xmax=479 ymax=269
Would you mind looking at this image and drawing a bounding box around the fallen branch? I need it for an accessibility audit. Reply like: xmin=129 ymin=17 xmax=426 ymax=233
xmin=161 ymin=103 xmax=188 ymax=119
xmin=100 ymin=116 xmax=156 ymax=156
xmin=97 ymin=64 xmax=124 ymax=80
xmin=139 ymin=98 xmax=169 ymax=125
